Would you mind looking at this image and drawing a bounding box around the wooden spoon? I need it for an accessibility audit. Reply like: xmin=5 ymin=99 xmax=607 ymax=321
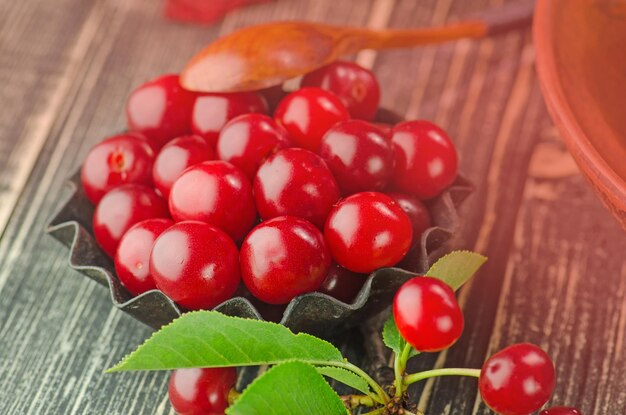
xmin=181 ymin=1 xmax=534 ymax=93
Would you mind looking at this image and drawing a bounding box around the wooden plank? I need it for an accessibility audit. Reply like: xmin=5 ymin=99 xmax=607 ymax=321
xmin=375 ymin=0 xmax=625 ymax=414
xmin=468 ymin=132 xmax=626 ymax=414
xmin=0 ymin=0 xmax=99 ymax=237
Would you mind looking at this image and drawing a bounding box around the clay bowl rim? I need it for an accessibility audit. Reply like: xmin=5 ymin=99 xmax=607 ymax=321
xmin=533 ymin=1 xmax=626 ymax=207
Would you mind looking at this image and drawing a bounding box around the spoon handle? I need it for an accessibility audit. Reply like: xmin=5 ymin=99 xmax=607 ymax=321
xmin=339 ymin=0 xmax=534 ymax=52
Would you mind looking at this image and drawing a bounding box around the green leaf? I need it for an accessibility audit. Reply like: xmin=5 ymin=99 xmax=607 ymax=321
xmin=316 ymin=366 xmax=371 ymax=395
xmin=107 ymin=311 xmax=343 ymax=372
xmin=382 ymin=313 xmax=404 ymax=355
xmin=227 ymin=361 xmax=348 ymax=415
xmin=426 ymin=250 xmax=487 ymax=291
xmin=382 ymin=314 xmax=419 ymax=358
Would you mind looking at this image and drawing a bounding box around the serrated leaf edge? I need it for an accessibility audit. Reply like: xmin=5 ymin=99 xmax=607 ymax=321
xmin=106 ymin=311 xmax=344 ymax=373
xmin=226 ymin=361 xmax=348 ymax=415
xmin=382 ymin=314 xmax=404 ymax=355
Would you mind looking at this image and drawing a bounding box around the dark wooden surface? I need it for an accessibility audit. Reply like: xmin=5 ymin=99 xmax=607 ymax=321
xmin=0 ymin=0 xmax=624 ymax=414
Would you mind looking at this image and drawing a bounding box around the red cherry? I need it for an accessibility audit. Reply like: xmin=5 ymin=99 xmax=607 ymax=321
xmin=240 ymin=216 xmax=331 ymax=304
xmin=254 ymin=148 xmax=340 ymax=228
xmin=216 ymin=114 xmax=292 ymax=179
xmin=258 ymin=85 xmax=287 ymax=113
xmin=319 ymin=120 xmax=393 ymax=194
xmin=126 ymin=74 xmax=197 ymax=150
xmin=274 ymin=87 xmax=349 ymax=151
xmin=169 ymin=161 xmax=256 ymax=241
xmin=191 ymin=92 xmax=267 ymax=147
xmin=319 ymin=264 xmax=366 ymax=304
xmin=390 ymin=120 xmax=458 ymax=199
xmin=114 ymin=218 xmax=173 ymax=296
xmin=479 ymin=343 xmax=556 ymax=415
xmin=540 ymin=408 xmax=582 ymax=415
xmin=152 ymin=135 xmax=215 ymax=198
xmin=393 ymin=276 xmax=464 ymax=352
xmin=168 ymin=367 xmax=236 ymax=415
xmin=301 ymin=61 xmax=380 ymax=121
xmin=93 ymin=184 xmax=168 ymax=257
xmin=324 ymin=192 xmax=412 ymax=273
xmin=80 ymin=133 xmax=154 ymax=204
xmin=374 ymin=123 xmax=392 ymax=136
xmin=150 ymin=221 xmax=240 ymax=310
xmin=389 ymin=192 xmax=433 ymax=272
xmin=235 ymin=285 xmax=288 ymax=322
xmin=387 ymin=192 xmax=432 ymax=239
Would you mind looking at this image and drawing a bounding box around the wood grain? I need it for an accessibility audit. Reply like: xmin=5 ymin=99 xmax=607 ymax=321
xmin=0 ymin=0 xmax=624 ymax=414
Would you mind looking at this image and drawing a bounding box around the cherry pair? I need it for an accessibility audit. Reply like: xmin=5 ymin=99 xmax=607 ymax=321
xmin=126 ymin=73 xmax=266 ymax=150
xmin=394 ymin=276 xmax=569 ymax=415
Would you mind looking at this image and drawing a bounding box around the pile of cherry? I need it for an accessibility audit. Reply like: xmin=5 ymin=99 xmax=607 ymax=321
xmin=80 ymin=61 xmax=459 ymax=312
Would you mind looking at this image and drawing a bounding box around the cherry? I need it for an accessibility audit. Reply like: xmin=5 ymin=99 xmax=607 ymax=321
xmin=93 ymin=184 xmax=168 ymax=257
xmin=274 ymin=87 xmax=349 ymax=151
xmin=150 ymin=221 xmax=240 ymax=310
xmin=216 ymin=113 xmax=292 ymax=180
xmin=319 ymin=264 xmax=366 ymax=304
xmin=540 ymin=408 xmax=582 ymax=415
xmin=301 ymin=61 xmax=380 ymax=121
xmin=191 ymin=91 xmax=268 ymax=147
xmin=80 ymin=133 xmax=154 ymax=204
xmin=393 ymin=276 xmax=464 ymax=352
xmin=324 ymin=192 xmax=412 ymax=273
xmin=319 ymin=120 xmax=393 ymax=194
xmin=240 ymin=216 xmax=331 ymax=304
xmin=114 ymin=218 xmax=173 ymax=296
xmin=152 ymin=135 xmax=215 ymax=198
xmin=169 ymin=161 xmax=256 ymax=241
xmin=254 ymin=302 xmax=287 ymax=323
xmin=168 ymin=367 xmax=237 ymax=415
xmin=387 ymin=192 xmax=432 ymax=239
xmin=388 ymin=193 xmax=432 ymax=272
xmin=126 ymin=74 xmax=197 ymax=150
xmin=479 ymin=343 xmax=556 ymax=415
xmin=235 ymin=285 xmax=288 ymax=322
xmin=390 ymin=120 xmax=458 ymax=199
xmin=374 ymin=123 xmax=392 ymax=136
xmin=254 ymin=148 xmax=340 ymax=228
xmin=258 ymin=85 xmax=287 ymax=113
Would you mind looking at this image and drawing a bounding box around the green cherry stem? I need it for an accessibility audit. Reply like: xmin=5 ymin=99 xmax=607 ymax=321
xmin=341 ymin=394 xmax=375 ymax=409
xmin=394 ymin=343 xmax=414 ymax=397
xmin=227 ymin=388 xmax=240 ymax=405
xmin=404 ymin=368 xmax=481 ymax=386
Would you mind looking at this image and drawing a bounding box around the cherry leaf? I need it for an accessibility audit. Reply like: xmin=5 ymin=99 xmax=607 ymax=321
xmin=227 ymin=361 xmax=348 ymax=415
xmin=107 ymin=311 xmax=343 ymax=372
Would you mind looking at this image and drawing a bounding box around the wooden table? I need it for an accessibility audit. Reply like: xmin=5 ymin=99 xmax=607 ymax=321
xmin=1 ymin=0 xmax=624 ymax=413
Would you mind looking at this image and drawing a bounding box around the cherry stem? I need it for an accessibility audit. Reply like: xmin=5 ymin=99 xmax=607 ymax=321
xmin=394 ymin=343 xmax=414 ymax=397
xmin=227 ymin=388 xmax=240 ymax=405
xmin=341 ymin=394 xmax=375 ymax=409
xmin=403 ymin=368 xmax=481 ymax=386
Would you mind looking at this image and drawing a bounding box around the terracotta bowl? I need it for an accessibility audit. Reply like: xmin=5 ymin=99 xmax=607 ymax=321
xmin=534 ymin=0 xmax=626 ymax=229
